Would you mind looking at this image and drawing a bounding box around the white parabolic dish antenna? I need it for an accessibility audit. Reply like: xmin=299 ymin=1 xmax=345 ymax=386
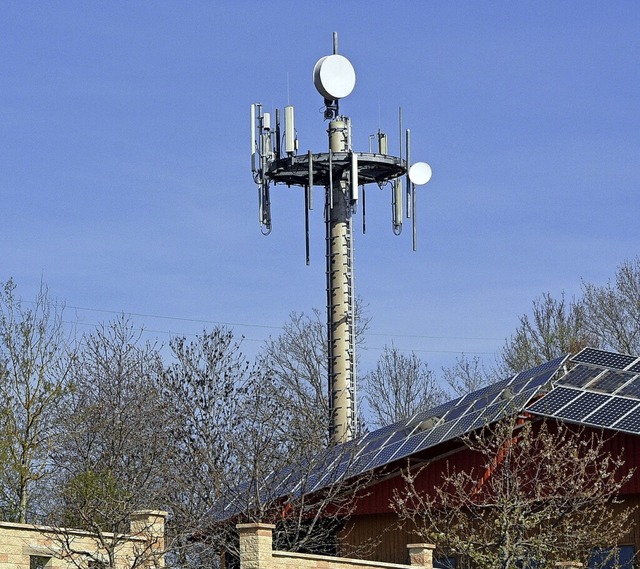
xmin=408 ymin=162 xmax=433 ymax=186
xmin=313 ymin=54 xmax=356 ymax=100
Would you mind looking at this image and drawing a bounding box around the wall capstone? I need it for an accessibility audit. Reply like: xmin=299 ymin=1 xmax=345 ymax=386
xmin=407 ymin=543 xmax=435 ymax=568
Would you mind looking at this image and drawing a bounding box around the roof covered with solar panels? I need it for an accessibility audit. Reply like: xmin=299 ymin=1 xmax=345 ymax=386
xmin=213 ymin=348 xmax=640 ymax=520
xmin=528 ymin=347 xmax=640 ymax=433
xmin=341 ymin=348 xmax=640 ymax=480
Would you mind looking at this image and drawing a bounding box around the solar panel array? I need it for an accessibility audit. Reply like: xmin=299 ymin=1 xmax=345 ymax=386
xmin=237 ymin=354 xmax=570 ymax=509
xmin=527 ymin=347 xmax=640 ymax=435
xmin=329 ymin=354 xmax=568 ymax=483
xmin=214 ymin=348 xmax=640 ymax=520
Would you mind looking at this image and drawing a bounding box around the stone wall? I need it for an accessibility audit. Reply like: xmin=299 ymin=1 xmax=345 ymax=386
xmin=237 ymin=523 xmax=434 ymax=569
xmin=0 ymin=510 xmax=166 ymax=569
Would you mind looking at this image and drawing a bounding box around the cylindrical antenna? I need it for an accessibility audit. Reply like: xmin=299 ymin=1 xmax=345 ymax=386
xmin=392 ymin=178 xmax=402 ymax=234
xmin=333 ymin=31 xmax=338 ymax=54
xmin=250 ymin=103 xmax=257 ymax=171
xmin=260 ymin=180 xmax=272 ymax=235
xmin=351 ymin=152 xmax=358 ymax=203
xmin=275 ymin=108 xmax=281 ymax=160
xmin=377 ymin=130 xmax=388 ymax=155
xmin=285 ymin=105 xmax=295 ymax=155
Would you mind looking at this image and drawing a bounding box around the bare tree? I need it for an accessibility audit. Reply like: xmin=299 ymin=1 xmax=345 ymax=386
xmin=441 ymin=354 xmax=493 ymax=398
xmin=582 ymin=257 xmax=640 ymax=354
xmin=363 ymin=344 xmax=447 ymax=428
xmin=159 ymin=326 xmax=375 ymax=566
xmin=256 ymin=310 xmax=330 ymax=446
xmin=500 ymin=258 xmax=640 ymax=376
xmin=500 ymin=292 xmax=594 ymax=375
xmin=159 ymin=327 xmax=250 ymax=569
xmin=0 ymin=279 xmax=73 ymax=522
xmin=393 ymin=417 xmax=635 ymax=569
xmin=48 ymin=316 xmax=170 ymax=569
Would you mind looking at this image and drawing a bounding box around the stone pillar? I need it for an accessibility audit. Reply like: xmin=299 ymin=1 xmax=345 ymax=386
xmin=407 ymin=543 xmax=436 ymax=568
xmin=130 ymin=510 xmax=168 ymax=567
xmin=237 ymin=523 xmax=275 ymax=569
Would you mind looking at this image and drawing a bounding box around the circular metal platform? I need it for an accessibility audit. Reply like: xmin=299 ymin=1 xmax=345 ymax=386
xmin=267 ymin=152 xmax=406 ymax=187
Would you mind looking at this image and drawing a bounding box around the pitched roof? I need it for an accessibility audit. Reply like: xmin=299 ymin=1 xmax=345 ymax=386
xmin=214 ymin=347 xmax=640 ymax=520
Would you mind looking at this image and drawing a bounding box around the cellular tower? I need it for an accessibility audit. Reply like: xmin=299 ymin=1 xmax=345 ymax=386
xmin=250 ymin=34 xmax=432 ymax=444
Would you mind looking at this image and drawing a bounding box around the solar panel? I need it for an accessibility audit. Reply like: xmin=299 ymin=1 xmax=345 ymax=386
xmin=409 ymin=398 xmax=460 ymax=428
xmin=557 ymin=364 xmax=602 ymax=388
xmin=617 ymin=377 xmax=640 ymax=399
xmin=366 ymin=440 xmax=406 ymax=471
xmin=394 ymin=429 xmax=431 ymax=461
xmin=556 ymin=391 xmax=611 ymax=422
xmin=508 ymin=387 xmax=541 ymax=411
xmin=309 ymin=353 xmax=640 ymax=496
xmin=526 ymin=386 xmax=580 ymax=415
xmin=211 ymin=352 xmax=640 ymax=524
xmin=416 ymin=421 xmax=457 ymax=451
xmin=522 ymin=366 xmax=562 ymax=390
xmin=212 ymin=349 xmax=640 ymax=524
xmin=513 ymin=354 xmax=568 ymax=382
xmin=383 ymin=427 xmax=413 ymax=446
xmin=356 ymin=422 xmax=408 ymax=456
xmin=507 ymin=355 xmax=567 ymax=396
xmin=361 ymin=418 xmax=411 ymax=445
xmin=303 ymin=444 xmax=363 ymax=493
xmin=443 ymin=401 xmax=474 ymax=422
xmin=474 ymin=401 xmax=505 ymax=427
xmin=464 ymin=379 xmax=511 ymax=408
xmin=349 ymin=450 xmax=379 ymax=475
xmin=584 ymin=397 xmax=639 ymax=429
xmin=445 ymin=410 xmax=483 ymax=440
xmin=611 ymin=406 xmax=640 ymax=433
xmin=572 ymin=347 xmax=637 ymax=370
xmin=470 ymin=391 xmax=504 ymax=412
xmin=590 ymin=369 xmax=636 ymax=393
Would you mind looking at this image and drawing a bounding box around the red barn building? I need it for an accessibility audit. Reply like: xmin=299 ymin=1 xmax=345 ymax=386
xmin=219 ymin=348 xmax=640 ymax=568
xmin=338 ymin=348 xmax=640 ymax=566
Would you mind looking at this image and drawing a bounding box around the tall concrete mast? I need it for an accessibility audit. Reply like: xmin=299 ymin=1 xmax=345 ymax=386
xmin=326 ymin=116 xmax=356 ymax=443
xmin=250 ymin=34 xmax=432 ymax=444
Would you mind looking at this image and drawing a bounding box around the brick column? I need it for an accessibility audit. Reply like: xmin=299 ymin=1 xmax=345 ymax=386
xmin=407 ymin=543 xmax=436 ymax=568
xmin=237 ymin=523 xmax=275 ymax=569
xmin=130 ymin=510 xmax=168 ymax=567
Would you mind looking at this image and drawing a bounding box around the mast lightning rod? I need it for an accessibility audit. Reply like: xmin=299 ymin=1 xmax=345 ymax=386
xmin=250 ymin=34 xmax=432 ymax=444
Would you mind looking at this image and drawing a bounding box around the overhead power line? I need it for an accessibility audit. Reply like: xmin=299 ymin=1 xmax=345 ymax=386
xmin=62 ymin=303 xmax=505 ymax=343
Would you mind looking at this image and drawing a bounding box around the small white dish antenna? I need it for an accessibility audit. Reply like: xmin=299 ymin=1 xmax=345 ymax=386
xmin=408 ymin=162 xmax=432 ymax=186
xmin=313 ymin=54 xmax=356 ymax=100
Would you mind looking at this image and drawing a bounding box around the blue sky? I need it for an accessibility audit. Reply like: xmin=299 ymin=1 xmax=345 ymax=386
xmin=1 ymin=2 xmax=639 ymax=375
